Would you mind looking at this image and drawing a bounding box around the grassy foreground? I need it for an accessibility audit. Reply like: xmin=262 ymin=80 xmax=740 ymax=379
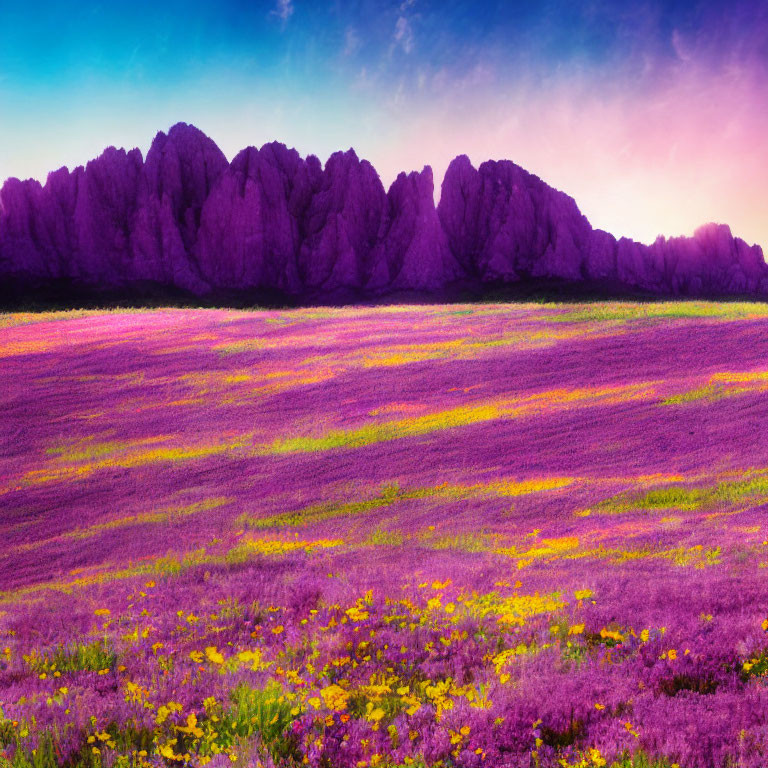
xmin=1 ymin=302 xmax=768 ymax=767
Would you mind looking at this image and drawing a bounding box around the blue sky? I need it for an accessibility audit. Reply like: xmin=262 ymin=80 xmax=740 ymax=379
xmin=1 ymin=1 xmax=767 ymax=248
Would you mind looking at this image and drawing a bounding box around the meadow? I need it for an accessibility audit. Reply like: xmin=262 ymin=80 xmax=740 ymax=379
xmin=1 ymin=301 xmax=768 ymax=768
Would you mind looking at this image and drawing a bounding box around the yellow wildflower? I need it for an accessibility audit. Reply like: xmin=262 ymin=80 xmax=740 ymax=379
xmin=176 ymin=713 xmax=204 ymax=738
xmin=160 ymin=742 xmax=183 ymax=761
xmin=589 ymin=748 xmax=607 ymax=766
xmin=320 ymin=684 xmax=350 ymax=712
xmin=205 ymin=646 xmax=225 ymax=665
xmin=367 ymin=705 xmax=385 ymax=722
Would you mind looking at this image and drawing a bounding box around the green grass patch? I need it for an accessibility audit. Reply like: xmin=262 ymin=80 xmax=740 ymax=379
xmin=364 ymin=528 xmax=405 ymax=547
xmin=593 ymin=473 xmax=768 ymax=515
xmin=423 ymin=532 xmax=492 ymax=552
xmin=240 ymin=483 xmax=402 ymax=528
xmin=741 ymin=650 xmax=768 ymax=682
xmin=607 ymin=752 xmax=684 ymax=768
xmin=23 ymin=640 xmax=116 ymax=675
xmin=210 ymin=681 xmax=300 ymax=762
xmin=661 ymin=383 xmax=750 ymax=405
xmin=0 ymin=683 xmax=300 ymax=767
xmin=541 ymin=301 xmax=767 ymax=325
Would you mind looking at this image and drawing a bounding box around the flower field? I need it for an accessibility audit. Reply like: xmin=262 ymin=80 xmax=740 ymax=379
xmin=2 ymin=301 xmax=768 ymax=768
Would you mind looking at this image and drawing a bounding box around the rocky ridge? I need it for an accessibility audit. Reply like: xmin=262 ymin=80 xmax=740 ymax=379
xmin=1 ymin=122 xmax=766 ymax=303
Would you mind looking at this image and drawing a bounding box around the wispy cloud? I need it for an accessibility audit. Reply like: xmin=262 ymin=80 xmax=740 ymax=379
xmin=272 ymin=0 xmax=294 ymax=22
xmin=671 ymin=29 xmax=693 ymax=63
xmin=343 ymin=26 xmax=361 ymax=57
xmin=394 ymin=15 xmax=414 ymax=54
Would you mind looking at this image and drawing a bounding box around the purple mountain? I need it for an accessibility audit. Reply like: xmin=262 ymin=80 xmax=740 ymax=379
xmin=1 ymin=122 xmax=766 ymax=304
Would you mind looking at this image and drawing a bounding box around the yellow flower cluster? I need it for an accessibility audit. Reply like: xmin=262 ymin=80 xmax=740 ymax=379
xmin=320 ymin=684 xmax=350 ymax=711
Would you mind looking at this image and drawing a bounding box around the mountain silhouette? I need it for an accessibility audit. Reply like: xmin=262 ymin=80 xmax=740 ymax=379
xmin=1 ymin=122 xmax=765 ymax=306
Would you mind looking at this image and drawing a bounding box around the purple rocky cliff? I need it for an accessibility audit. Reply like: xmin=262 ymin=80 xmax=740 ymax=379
xmin=1 ymin=123 xmax=766 ymax=303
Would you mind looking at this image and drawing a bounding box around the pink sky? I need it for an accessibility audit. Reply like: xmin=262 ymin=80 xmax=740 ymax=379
xmin=370 ymin=62 xmax=768 ymax=253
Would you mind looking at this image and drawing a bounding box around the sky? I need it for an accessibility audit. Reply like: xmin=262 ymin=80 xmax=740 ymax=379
xmin=0 ymin=0 xmax=766 ymax=250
